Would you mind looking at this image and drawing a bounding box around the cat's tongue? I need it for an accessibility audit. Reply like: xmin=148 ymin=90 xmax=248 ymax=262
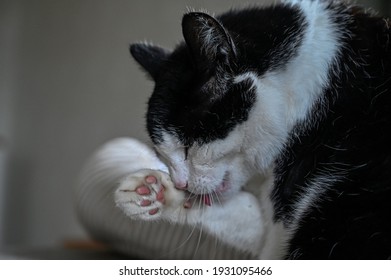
xmin=202 ymin=194 xmax=212 ymax=206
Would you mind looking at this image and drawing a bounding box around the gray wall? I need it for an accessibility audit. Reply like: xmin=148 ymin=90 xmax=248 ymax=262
xmin=0 ymin=0 xmax=389 ymax=249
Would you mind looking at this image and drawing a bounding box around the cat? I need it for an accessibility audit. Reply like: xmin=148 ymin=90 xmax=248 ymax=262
xmin=114 ymin=0 xmax=391 ymax=259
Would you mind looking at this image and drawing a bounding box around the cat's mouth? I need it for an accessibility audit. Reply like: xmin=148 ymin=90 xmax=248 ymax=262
xmin=184 ymin=172 xmax=230 ymax=207
xmin=183 ymin=191 xmax=217 ymax=208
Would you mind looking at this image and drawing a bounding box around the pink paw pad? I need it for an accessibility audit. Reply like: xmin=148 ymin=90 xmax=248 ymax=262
xmin=136 ymin=186 xmax=151 ymax=195
xmin=145 ymin=175 xmax=157 ymax=184
xmin=140 ymin=200 xmax=152 ymax=206
xmin=156 ymin=187 xmax=165 ymax=203
xmin=149 ymin=208 xmax=159 ymax=215
xmin=136 ymin=175 xmax=166 ymax=216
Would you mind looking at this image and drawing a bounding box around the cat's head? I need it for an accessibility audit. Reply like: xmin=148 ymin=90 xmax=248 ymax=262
xmin=129 ymin=1 xmax=342 ymax=200
xmin=130 ymin=12 xmax=269 ymax=198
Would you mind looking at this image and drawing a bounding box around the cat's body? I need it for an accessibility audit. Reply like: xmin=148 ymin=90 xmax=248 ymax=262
xmin=115 ymin=0 xmax=391 ymax=259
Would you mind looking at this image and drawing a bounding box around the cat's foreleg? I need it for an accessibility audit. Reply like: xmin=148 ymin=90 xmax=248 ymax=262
xmin=115 ymin=169 xmax=264 ymax=256
xmin=192 ymin=190 xmax=265 ymax=255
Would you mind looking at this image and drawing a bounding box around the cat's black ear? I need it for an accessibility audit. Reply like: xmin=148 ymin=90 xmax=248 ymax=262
xmin=130 ymin=43 xmax=169 ymax=80
xmin=182 ymin=12 xmax=237 ymax=71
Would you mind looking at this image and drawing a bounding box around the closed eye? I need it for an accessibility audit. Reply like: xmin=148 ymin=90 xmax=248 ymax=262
xmin=154 ymin=143 xmax=188 ymax=169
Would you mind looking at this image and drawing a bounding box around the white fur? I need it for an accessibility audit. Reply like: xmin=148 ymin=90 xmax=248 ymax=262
xmin=114 ymin=0 xmax=347 ymax=259
xmin=235 ymin=0 xmax=345 ymax=171
xmin=115 ymin=167 xmax=267 ymax=256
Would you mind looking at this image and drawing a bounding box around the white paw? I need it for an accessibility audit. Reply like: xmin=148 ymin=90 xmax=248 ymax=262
xmin=115 ymin=169 xmax=185 ymax=221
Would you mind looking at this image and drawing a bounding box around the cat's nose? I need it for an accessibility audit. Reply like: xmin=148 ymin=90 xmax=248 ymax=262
xmin=175 ymin=181 xmax=188 ymax=190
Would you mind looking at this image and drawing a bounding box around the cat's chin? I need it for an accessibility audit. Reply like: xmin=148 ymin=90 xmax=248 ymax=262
xmin=185 ymin=171 xmax=238 ymax=206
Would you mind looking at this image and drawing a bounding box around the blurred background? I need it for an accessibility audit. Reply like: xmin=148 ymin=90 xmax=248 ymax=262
xmin=0 ymin=0 xmax=390 ymax=256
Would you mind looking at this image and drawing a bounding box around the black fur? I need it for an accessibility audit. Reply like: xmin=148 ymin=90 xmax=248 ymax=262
xmin=132 ymin=4 xmax=305 ymax=146
xmin=131 ymin=1 xmax=391 ymax=259
xmin=273 ymin=6 xmax=391 ymax=259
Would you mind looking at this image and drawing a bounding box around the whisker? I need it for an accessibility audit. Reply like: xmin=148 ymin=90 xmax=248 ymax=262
xmin=157 ymin=203 xmax=199 ymax=258
xmin=209 ymin=193 xmax=220 ymax=259
xmin=213 ymin=190 xmax=223 ymax=207
xmin=192 ymin=189 xmax=206 ymax=258
xmin=165 ymin=223 xmax=200 ymax=258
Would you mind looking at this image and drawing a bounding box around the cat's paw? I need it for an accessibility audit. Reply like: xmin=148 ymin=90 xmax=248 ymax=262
xmin=114 ymin=169 xmax=185 ymax=221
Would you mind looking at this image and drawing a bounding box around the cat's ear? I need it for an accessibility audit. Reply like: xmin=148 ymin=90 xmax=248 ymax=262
xmin=130 ymin=43 xmax=169 ymax=80
xmin=182 ymin=12 xmax=237 ymax=71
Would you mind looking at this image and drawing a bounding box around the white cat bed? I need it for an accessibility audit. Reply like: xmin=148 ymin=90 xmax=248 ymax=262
xmin=75 ymin=138 xmax=250 ymax=259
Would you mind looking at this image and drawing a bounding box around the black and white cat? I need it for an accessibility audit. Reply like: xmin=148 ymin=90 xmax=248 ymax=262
xmin=115 ymin=0 xmax=391 ymax=259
